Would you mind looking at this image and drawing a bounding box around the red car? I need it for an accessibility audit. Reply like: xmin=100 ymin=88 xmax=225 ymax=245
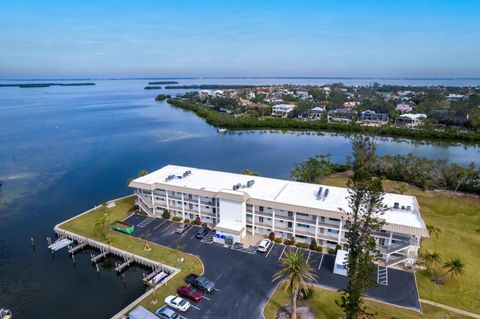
xmin=177 ymin=286 xmax=203 ymax=302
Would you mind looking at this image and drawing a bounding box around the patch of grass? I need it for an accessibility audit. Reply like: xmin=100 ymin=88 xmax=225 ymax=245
xmin=319 ymin=173 xmax=480 ymax=313
xmin=59 ymin=196 xmax=204 ymax=313
xmin=264 ymin=286 xmax=470 ymax=319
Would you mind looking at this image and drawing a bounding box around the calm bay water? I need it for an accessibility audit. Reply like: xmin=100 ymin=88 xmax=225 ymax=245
xmin=0 ymin=79 xmax=479 ymax=318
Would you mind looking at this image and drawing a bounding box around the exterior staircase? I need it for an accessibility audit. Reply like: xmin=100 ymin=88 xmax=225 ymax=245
xmin=377 ymin=264 xmax=388 ymax=286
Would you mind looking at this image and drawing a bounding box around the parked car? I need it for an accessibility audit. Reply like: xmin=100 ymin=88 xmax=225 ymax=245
xmin=177 ymin=286 xmax=203 ymax=302
xmin=175 ymin=223 xmax=189 ymax=234
xmin=195 ymin=227 xmax=210 ymax=239
xmin=257 ymin=239 xmax=272 ymax=252
xmin=185 ymin=274 xmax=215 ymax=293
xmin=164 ymin=295 xmax=191 ymax=312
xmin=128 ymin=306 xmax=158 ymax=319
xmin=155 ymin=306 xmax=179 ymax=319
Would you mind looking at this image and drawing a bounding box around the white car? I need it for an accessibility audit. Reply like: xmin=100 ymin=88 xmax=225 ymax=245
xmin=257 ymin=239 xmax=272 ymax=252
xmin=164 ymin=295 xmax=191 ymax=312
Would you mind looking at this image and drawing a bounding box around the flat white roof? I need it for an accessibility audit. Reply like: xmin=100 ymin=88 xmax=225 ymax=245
xmin=133 ymin=165 xmax=426 ymax=231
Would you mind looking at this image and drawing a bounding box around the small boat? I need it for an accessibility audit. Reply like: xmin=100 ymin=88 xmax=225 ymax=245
xmin=217 ymin=128 xmax=227 ymax=133
xmin=0 ymin=308 xmax=13 ymax=319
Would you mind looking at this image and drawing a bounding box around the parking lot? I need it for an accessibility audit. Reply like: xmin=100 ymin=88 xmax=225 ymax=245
xmin=124 ymin=214 xmax=421 ymax=318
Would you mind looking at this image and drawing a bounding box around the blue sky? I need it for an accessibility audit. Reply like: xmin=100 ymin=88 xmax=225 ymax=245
xmin=0 ymin=0 xmax=479 ymax=78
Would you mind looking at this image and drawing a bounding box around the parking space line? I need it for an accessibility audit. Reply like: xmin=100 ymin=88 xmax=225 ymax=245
xmin=318 ymin=253 xmax=324 ymax=271
xmin=153 ymin=219 xmax=167 ymax=230
xmin=278 ymin=245 xmax=287 ymax=260
xmin=190 ymin=305 xmax=200 ymax=310
xmin=163 ymin=222 xmax=176 ymax=232
xmin=201 ymin=296 xmax=210 ymax=301
xmin=179 ymin=315 xmax=189 ymax=319
xmin=265 ymin=243 xmax=275 ymax=258
xmin=213 ymin=288 xmax=220 ymax=292
xmin=307 ymin=250 xmax=311 ymax=263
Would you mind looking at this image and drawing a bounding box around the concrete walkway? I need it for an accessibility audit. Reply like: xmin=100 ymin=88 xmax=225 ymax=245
xmin=420 ymin=299 xmax=480 ymax=319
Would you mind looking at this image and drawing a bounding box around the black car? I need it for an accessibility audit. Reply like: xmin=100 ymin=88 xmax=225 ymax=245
xmin=195 ymin=227 xmax=210 ymax=239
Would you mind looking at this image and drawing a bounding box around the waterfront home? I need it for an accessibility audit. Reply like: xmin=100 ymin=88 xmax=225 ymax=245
xmin=395 ymin=113 xmax=427 ymax=127
xmin=433 ymin=110 xmax=470 ymax=126
xmin=309 ymin=106 xmax=326 ymax=119
xmin=360 ymin=110 xmax=389 ymax=124
xmin=396 ymin=103 xmax=413 ymax=113
xmin=328 ymin=108 xmax=352 ymax=123
xmin=130 ymin=165 xmax=429 ymax=268
xmin=271 ymin=104 xmax=295 ymax=117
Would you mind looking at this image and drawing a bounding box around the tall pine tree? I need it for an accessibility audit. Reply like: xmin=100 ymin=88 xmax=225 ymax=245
xmin=337 ymin=136 xmax=386 ymax=319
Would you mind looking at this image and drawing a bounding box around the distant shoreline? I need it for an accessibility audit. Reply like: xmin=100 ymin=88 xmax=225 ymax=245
xmin=0 ymin=82 xmax=96 ymax=88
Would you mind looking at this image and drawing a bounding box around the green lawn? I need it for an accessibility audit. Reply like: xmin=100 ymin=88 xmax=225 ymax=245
xmin=264 ymin=286 xmax=470 ymax=319
xmin=319 ymin=173 xmax=480 ymax=314
xmin=59 ymin=196 xmax=204 ymax=312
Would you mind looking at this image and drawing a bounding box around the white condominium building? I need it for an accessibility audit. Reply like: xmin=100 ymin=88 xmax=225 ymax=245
xmin=129 ymin=165 xmax=429 ymax=267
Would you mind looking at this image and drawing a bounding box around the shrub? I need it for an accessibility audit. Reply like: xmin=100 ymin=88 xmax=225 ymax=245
xmin=299 ymin=288 xmax=314 ymax=300
xmin=283 ymin=239 xmax=291 ymax=245
xmin=193 ymin=217 xmax=202 ymax=225
xmin=183 ymin=218 xmax=190 ymax=224
xmin=172 ymin=216 xmax=182 ymax=222
xmin=268 ymin=231 xmax=275 ymax=241
xmin=162 ymin=209 xmax=171 ymax=219
xmin=201 ymin=222 xmax=208 ymax=228
xmin=310 ymin=238 xmax=318 ymax=251
xmin=328 ymin=248 xmax=336 ymax=255
xmin=289 ymin=237 xmax=296 ymax=246
xmin=316 ymin=246 xmax=323 ymax=253
xmin=274 ymin=238 xmax=282 ymax=244
xmin=296 ymin=242 xmax=309 ymax=249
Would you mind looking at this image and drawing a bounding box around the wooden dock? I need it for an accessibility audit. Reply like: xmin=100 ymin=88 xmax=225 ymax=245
xmin=115 ymin=258 xmax=133 ymax=273
xmin=67 ymin=241 xmax=88 ymax=255
xmin=91 ymin=250 xmax=109 ymax=263
xmin=54 ymin=226 xmax=179 ymax=274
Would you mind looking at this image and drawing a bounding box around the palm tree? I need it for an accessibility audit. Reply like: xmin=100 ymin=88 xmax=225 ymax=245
xmin=440 ymin=258 xmax=465 ymax=281
xmin=422 ymin=251 xmax=442 ymax=280
xmin=272 ymin=250 xmax=317 ymax=319
xmin=426 ymin=224 xmax=441 ymax=239
xmin=94 ymin=209 xmax=111 ymax=244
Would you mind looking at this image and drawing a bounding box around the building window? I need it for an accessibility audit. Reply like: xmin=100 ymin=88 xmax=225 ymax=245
xmin=259 ymin=206 xmax=264 ymax=212
xmin=188 ymin=194 xmax=193 ymax=200
xmin=297 ymin=212 xmax=309 ymax=217
xmin=328 ymin=229 xmax=339 ymax=234
xmin=297 ymin=223 xmax=309 ymax=228
xmin=189 ymin=203 xmax=193 ymax=209
xmin=288 ymin=211 xmax=293 ymax=218
xmin=259 ymin=217 xmax=264 ymax=223
xmin=329 ymin=218 xmax=340 ymax=222
xmin=379 ymin=238 xmax=385 ymax=245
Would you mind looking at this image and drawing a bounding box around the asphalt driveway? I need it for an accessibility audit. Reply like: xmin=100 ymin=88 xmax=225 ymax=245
xmin=124 ymin=214 xmax=421 ymax=318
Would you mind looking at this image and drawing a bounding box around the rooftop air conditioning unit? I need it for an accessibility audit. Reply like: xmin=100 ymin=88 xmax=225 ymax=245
xmin=324 ymin=188 xmax=329 ymax=198
xmin=247 ymin=180 xmax=255 ymax=187
xmin=393 ymin=202 xmax=400 ymax=209
xmin=317 ymin=187 xmax=323 ymax=199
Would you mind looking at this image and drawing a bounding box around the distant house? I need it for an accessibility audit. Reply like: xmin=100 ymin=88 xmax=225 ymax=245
xmin=396 ymin=103 xmax=413 ymax=113
xmin=360 ymin=110 xmax=389 ymax=123
xmin=265 ymin=97 xmax=284 ymax=104
xmin=395 ymin=113 xmax=427 ymax=127
xmin=295 ymin=91 xmax=309 ymax=99
xmin=343 ymin=101 xmax=360 ymax=109
xmin=433 ymin=110 xmax=469 ymax=126
xmin=328 ymin=108 xmax=352 ymax=123
xmin=272 ymin=104 xmax=296 ymax=117
xmin=446 ymin=94 xmax=465 ymax=101
xmin=309 ymin=105 xmax=326 ymax=119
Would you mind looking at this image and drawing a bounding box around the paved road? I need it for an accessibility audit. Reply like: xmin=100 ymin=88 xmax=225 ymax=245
xmin=125 ymin=214 xmax=421 ymax=318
